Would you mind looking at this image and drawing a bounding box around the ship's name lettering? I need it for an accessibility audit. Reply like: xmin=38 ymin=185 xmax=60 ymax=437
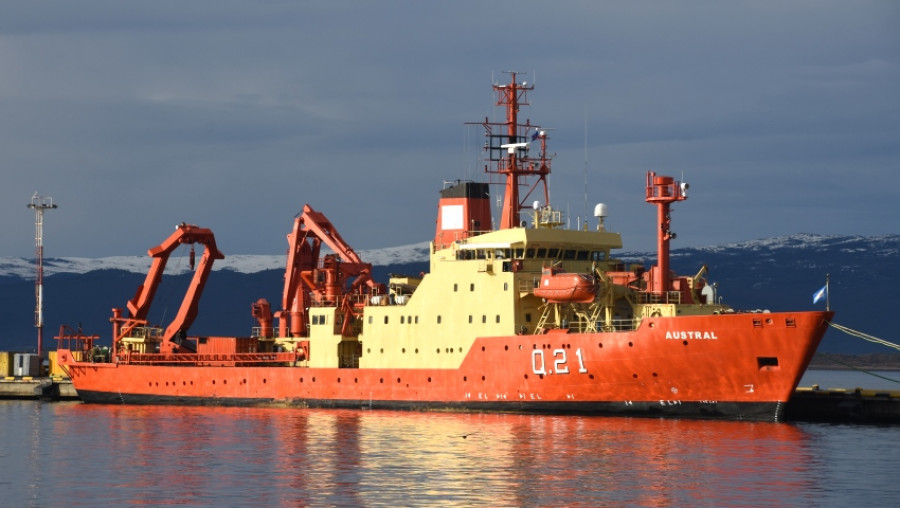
xmin=665 ymin=330 xmax=719 ymax=340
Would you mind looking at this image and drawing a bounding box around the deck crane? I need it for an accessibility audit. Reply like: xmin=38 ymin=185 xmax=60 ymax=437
xmin=111 ymin=223 xmax=224 ymax=355
xmin=279 ymin=204 xmax=384 ymax=338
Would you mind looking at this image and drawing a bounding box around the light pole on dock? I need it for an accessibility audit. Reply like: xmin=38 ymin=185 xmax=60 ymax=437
xmin=27 ymin=192 xmax=58 ymax=360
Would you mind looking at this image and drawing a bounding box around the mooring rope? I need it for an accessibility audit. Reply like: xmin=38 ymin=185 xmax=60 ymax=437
xmin=821 ymin=322 xmax=900 ymax=386
xmin=828 ymin=322 xmax=900 ymax=352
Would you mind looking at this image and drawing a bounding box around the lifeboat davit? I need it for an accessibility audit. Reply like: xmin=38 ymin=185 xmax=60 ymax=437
xmin=534 ymin=266 xmax=597 ymax=303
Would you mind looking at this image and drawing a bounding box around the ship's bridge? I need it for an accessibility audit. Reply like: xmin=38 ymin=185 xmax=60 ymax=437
xmin=432 ymin=226 xmax=623 ymax=270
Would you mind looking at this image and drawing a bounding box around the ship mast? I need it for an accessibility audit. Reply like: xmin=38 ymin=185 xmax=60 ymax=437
xmin=476 ymin=72 xmax=552 ymax=230
xmin=645 ymin=172 xmax=687 ymax=295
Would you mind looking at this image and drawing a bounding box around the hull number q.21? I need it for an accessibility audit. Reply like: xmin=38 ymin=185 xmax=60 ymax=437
xmin=532 ymin=348 xmax=588 ymax=375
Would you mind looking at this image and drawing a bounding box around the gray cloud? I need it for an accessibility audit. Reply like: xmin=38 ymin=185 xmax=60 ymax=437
xmin=2 ymin=1 xmax=898 ymax=258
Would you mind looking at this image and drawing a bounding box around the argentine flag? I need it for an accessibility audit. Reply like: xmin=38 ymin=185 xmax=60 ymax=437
xmin=812 ymin=285 xmax=827 ymax=304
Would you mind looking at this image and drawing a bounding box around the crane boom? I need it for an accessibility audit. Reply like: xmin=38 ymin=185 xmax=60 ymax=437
xmin=115 ymin=223 xmax=224 ymax=353
xmin=280 ymin=204 xmax=383 ymax=338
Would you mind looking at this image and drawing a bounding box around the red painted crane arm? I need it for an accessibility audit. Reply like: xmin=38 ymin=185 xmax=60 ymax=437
xmin=119 ymin=223 xmax=224 ymax=352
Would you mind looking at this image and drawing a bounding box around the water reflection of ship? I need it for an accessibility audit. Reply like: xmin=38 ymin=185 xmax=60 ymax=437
xmin=55 ymin=406 xmax=815 ymax=505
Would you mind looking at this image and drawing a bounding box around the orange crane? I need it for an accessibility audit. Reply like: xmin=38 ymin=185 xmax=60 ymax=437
xmin=112 ymin=223 xmax=224 ymax=354
xmin=279 ymin=204 xmax=384 ymax=338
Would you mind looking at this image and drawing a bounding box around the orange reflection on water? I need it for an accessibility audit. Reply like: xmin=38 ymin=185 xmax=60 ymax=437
xmin=52 ymin=404 xmax=817 ymax=506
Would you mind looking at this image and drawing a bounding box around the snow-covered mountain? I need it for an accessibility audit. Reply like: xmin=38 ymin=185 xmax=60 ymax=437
xmin=0 ymin=242 xmax=433 ymax=278
xmin=2 ymin=234 xmax=896 ymax=278
xmin=1 ymin=233 xmax=898 ymax=355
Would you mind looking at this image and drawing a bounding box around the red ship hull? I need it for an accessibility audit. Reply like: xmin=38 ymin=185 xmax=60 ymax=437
xmin=61 ymin=310 xmax=831 ymax=422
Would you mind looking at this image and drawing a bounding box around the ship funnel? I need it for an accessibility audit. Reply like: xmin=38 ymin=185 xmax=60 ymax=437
xmin=434 ymin=181 xmax=492 ymax=250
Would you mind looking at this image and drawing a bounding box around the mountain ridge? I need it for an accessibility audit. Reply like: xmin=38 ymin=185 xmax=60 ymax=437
xmin=2 ymin=233 xmax=898 ymax=355
xmin=2 ymin=233 xmax=896 ymax=278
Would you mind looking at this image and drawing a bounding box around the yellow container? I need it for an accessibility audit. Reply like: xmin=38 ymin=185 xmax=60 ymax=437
xmin=48 ymin=350 xmax=67 ymax=378
xmin=0 ymin=351 xmax=12 ymax=377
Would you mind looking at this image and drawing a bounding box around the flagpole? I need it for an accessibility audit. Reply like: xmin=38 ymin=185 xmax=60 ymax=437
xmin=825 ymin=273 xmax=830 ymax=311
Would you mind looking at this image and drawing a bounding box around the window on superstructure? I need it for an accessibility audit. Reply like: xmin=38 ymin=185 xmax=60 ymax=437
xmin=525 ymin=313 xmax=532 ymax=322
xmin=368 ymin=316 xmax=373 ymax=324
xmin=468 ymin=315 xmax=473 ymax=324
xmin=384 ymin=316 xmax=389 ymax=324
xmin=437 ymin=315 xmax=442 ymax=324
xmin=537 ymin=248 xmax=547 ymax=258
xmin=526 ymin=248 xmax=535 ymax=258
xmin=577 ymin=250 xmax=589 ymax=261
xmin=548 ymin=248 xmax=559 ymax=258
xmin=401 ymin=316 xmax=405 ymax=324
xmin=563 ymin=249 xmax=576 ymax=260
xmin=496 ymin=315 xmax=500 ymax=323
xmin=591 ymin=251 xmax=606 ymax=261
xmin=482 ymin=315 xmax=486 ymax=323
xmin=515 ymin=248 xmax=524 ymax=258
xmin=470 ymin=283 xmax=475 ymax=291
xmin=503 ymin=282 xmax=508 ymax=291
xmin=454 ymin=283 xmax=458 ymax=292
xmin=415 ymin=316 xmax=419 ymax=324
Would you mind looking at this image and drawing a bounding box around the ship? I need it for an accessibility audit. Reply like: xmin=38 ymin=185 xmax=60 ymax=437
xmin=58 ymin=73 xmax=833 ymax=421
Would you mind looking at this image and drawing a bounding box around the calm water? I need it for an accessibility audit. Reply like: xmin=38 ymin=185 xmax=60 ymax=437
xmin=2 ymin=370 xmax=899 ymax=507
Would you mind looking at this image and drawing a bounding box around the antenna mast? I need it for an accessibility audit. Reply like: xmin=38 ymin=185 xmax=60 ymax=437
xmin=27 ymin=193 xmax=58 ymax=360
xmin=471 ymin=72 xmax=552 ymax=230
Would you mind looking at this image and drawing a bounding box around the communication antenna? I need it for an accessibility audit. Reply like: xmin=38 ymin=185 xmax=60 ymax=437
xmin=27 ymin=192 xmax=58 ymax=361
xmin=584 ymin=107 xmax=588 ymax=228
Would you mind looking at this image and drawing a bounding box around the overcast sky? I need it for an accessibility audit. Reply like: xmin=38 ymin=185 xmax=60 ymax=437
xmin=2 ymin=1 xmax=898 ymax=259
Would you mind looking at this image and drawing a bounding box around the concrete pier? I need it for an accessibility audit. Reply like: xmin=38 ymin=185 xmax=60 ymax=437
xmin=0 ymin=377 xmax=79 ymax=400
